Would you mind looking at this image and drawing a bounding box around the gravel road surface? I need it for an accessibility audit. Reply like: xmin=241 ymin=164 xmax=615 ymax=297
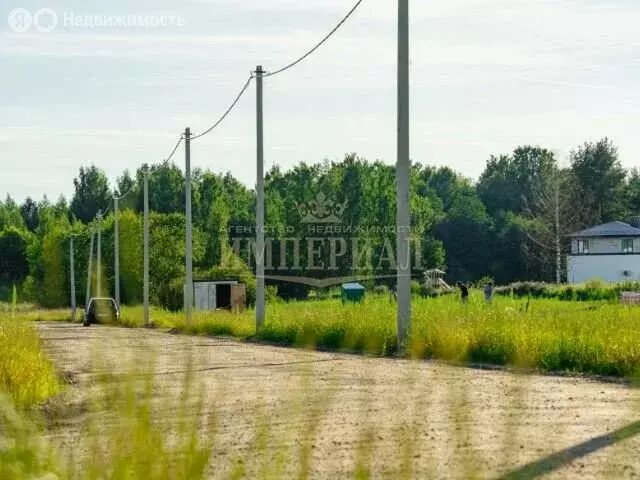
xmin=36 ymin=322 xmax=640 ymax=479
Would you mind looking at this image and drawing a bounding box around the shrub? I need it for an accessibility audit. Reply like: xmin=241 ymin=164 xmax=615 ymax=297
xmin=196 ymin=259 xmax=257 ymax=307
xmin=584 ymin=278 xmax=605 ymax=290
xmin=373 ymin=285 xmax=389 ymax=296
xmin=410 ymin=280 xmax=423 ymax=296
xmin=474 ymin=275 xmax=494 ymax=289
xmin=266 ymin=285 xmax=279 ymax=303
xmin=494 ymin=280 xmax=640 ymax=302
xmin=494 ymin=282 xmax=549 ymax=299
xmin=156 ymin=278 xmax=185 ymax=312
xmin=275 ymin=282 xmax=310 ymax=301
xmin=151 ymin=252 xmax=259 ymax=311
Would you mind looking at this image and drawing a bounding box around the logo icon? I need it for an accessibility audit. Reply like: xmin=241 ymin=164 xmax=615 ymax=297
xmin=8 ymin=8 xmax=32 ymax=32
xmin=34 ymin=8 xmax=58 ymax=33
xmin=295 ymin=192 xmax=347 ymax=224
xmin=7 ymin=8 xmax=58 ymax=33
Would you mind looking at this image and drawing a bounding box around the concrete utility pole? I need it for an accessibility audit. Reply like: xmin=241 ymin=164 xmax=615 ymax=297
xmin=255 ymin=65 xmax=265 ymax=329
xmin=396 ymin=0 xmax=411 ymax=345
xmin=70 ymin=234 xmax=77 ymax=321
xmin=185 ymin=127 xmax=193 ymax=325
xmin=85 ymin=231 xmax=95 ymax=307
xmin=143 ymin=168 xmax=150 ymax=327
xmin=97 ymin=210 xmax=102 ymax=298
xmin=114 ymin=196 xmax=120 ymax=309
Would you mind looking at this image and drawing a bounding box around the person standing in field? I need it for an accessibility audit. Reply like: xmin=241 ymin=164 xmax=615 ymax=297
xmin=484 ymin=282 xmax=494 ymax=303
xmin=456 ymin=281 xmax=469 ymax=304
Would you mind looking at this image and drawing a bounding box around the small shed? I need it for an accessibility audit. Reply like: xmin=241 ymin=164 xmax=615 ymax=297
xmin=188 ymin=279 xmax=245 ymax=312
xmin=341 ymin=283 xmax=365 ymax=303
xmin=621 ymin=292 xmax=640 ymax=305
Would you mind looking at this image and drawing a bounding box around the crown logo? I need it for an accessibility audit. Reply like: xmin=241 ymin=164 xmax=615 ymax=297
xmin=295 ymin=192 xmax=348 ymax=224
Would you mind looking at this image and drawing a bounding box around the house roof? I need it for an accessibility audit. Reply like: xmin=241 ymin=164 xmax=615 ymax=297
xmin=570 ymin=221 xmax=640 ymax=238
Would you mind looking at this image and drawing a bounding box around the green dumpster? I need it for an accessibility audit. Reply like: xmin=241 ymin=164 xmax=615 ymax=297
xmin=341 ymin=283 xmax=365 ymax=303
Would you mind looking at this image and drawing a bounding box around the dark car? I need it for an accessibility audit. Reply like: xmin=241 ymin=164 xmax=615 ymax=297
xmin=83 ymin=297 xmax=120 ymax=326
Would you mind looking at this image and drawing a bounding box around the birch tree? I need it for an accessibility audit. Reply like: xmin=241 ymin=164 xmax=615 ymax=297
xmin=522 ymin=168 xmax=581 ymax=283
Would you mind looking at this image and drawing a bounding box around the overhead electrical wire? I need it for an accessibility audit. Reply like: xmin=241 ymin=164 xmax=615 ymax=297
xmin=189 ymin=0 xmax=365 ymax=140
xmin=163 ymin=135 xmax=184 ymax=162
xmin=114 ymin=186 xmax=135 ymax=201
xmin=97 ymin=198 xmax=112 ymax=218
xmin=78 ymin=1 xmax=368 ymax=271
xmin=112 ymin=133 xmax=184 ymax=201
xmin=265 ymin=0 xmax=364 ymax=77
xmin=190 ymin=75 xmax=255 ymax=141
xmin=114 ymin=182 xmax=136 ymax=201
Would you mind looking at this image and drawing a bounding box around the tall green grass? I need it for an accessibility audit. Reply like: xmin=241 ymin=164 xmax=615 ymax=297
xmin=21 ymin=291 xmax=640 ymax=377
xmin=59 ymin=353 xmax=214 ymax=480
xmin=0 ymin=312 xmax=62 ymax=479
xmin=111 ymin=294 xmax=640 ymax=377
xmin=0 ymin=301 xmax=72 ymax=322
xmin=0 ymin=314 xmax=61 ymax=408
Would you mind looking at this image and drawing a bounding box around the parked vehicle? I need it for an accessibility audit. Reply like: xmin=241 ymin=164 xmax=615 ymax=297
xmin=83 ymin=297 xmax=119 ymax=326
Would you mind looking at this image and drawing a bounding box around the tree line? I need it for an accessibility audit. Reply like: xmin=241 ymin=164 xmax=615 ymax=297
xmin=1 ymin=137 xmax=639 ymax=307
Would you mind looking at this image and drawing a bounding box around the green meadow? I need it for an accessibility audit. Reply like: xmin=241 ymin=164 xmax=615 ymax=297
xmin=65 ymin=293 xmax=640 ymax=378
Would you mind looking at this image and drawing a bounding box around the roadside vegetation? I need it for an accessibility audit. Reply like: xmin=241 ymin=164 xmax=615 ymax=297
xmin=147 ymin=294 xmax=640 ymax=377
xmin=494 ymin=279 xmax=640 ymax=302
xmin=0 ymin=312 xmax=61 ymax=409
xmin=0 ymin=309 xmax=62 ymax=479
xmin=23 ymin=289 xmax=640 ymax=378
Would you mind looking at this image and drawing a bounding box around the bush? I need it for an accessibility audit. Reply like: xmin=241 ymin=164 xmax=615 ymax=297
xmin=410 ymin=280 xmax=423 ymax=296
xmin=494 ymin=281 xmax=640 ymax=302
xmin=153 ymin=277 xmax=185 ymax=312
xmin=19 ymin=276 xmax=38 ymax=304
xmin=266 ymin=285 xmax=280 ymax=303
xmin=584 ymin=278 xmax=605 ymax=290
xmin=494 ymin=282 xmax=549 ymax=299
xmin=316 ymin=287 xmax=340 ymax=300
xmin=275 ymin=282 xmax=310 ymax=301
xmin=201 ymin=252 xmax=256 ymax=303
xmin=474 ymin=275 xmax=495 ymax=289
xmin=373 ymin=285 xmax=389 ymax=296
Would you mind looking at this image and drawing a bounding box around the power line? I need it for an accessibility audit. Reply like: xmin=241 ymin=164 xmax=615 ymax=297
xmin=265 ymin=0 xmax=364 ymax=77
xmin=191 ymin=75 xmax=254 ymax=141
xmin=114 ymin=185 xmax=135 ymax=201
xmin=102 ymin=199 xmax=112 ymax=216
xmin=95 ymin=198 xmax=112 ymax=220
xmin=164 ymin=135 xmax=184 ymax=162
xmin=113 ymin=134 xmax=184 ymax=200
xmin=187 ymin=1 xmax=364 ymax=141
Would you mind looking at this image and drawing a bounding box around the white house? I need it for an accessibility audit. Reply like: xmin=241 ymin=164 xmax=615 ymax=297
xmin=567 ymin=221 xmax=640 ymax=284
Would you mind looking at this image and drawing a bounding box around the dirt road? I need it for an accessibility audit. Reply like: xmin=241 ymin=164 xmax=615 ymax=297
xmin=36 ymin=322 xmax=640 ymax=479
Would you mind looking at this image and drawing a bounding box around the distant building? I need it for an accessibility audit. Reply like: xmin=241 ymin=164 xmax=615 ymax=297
xmin=567 ymin=220 xmax=640 ymax=284
xmin=186 ymin=279 xmax=246 ymax=312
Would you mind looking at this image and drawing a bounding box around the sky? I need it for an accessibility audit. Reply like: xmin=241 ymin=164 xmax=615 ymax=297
xmin=1 ymin=0 xmax=639 ymax=203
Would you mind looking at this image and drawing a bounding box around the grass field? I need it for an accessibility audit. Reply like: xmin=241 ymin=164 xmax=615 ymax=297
xmin=0 ymin=314 xmax=61 ymax=408
xmin=0 ymin=312 xmax=63 ymax=479
xmin=12 ymin=292 xmax=640 ymax=377
xmin=100 ymin=294 xmax=640 ymax=378
xmin=16 ymin=292 xmax=640 ymax=378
